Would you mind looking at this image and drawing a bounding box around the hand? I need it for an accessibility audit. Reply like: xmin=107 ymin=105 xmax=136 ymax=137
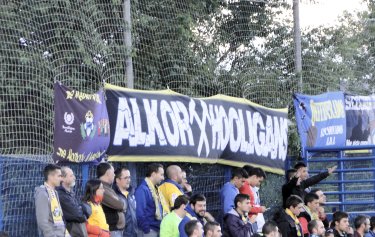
xmin=259 ymin=206 xmax=267 ymax=213
xmin=183 ymin=183 xmax=192 ymax=192
xmin=295 ymin=169 xmax=302 ymax=178
xmin=204 ymin=212 xmax=215 ymax=222
xmin=346 ymin=227 xmax=354 ymax=234
xmin=249 ymin=214 xmax=257 ymax=224
xmin=328 ymin=166 xmax=337 ymax=174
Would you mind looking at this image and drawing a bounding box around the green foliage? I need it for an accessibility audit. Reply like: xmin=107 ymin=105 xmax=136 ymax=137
xmin=1 ymin=0 xmax=375 ymax=157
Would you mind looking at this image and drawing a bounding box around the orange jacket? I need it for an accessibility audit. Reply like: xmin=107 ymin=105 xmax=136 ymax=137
xmin=86 ymin=222 xmax=110 ymax=237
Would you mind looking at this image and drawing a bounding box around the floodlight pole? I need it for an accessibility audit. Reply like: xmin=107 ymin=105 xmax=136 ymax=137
xmin=293 ymin=0 xmax=303 ymax=92
xmin=123 ymin=0 xmax=134 ymax=89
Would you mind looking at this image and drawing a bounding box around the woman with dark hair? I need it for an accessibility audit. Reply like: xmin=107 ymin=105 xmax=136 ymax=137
xmin=83 ymin=179 xmax=110 ymax=237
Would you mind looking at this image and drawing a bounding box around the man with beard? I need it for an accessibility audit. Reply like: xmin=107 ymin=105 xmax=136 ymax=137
xmin=57 ymin=167 xmax=89 ymax=237
xmin=179 ymin=194 xmax=215 ymax=237
xmin=159 ymin=165 xmax=184 ymax=210
xmin=308 ymin=220 xmax=326 ymax=237
xmin=353 ymin=215 xmax=370 ymax=237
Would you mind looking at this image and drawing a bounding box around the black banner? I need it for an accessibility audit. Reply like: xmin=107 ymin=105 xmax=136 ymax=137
xmin=105 ymin=84 xmax=288 ymax=174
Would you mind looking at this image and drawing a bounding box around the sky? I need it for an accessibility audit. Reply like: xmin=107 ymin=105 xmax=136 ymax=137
xmin=299 ymin=0 xmax=368 ymax=28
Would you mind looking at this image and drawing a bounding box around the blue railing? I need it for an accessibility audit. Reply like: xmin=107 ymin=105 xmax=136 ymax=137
xmin=304 ymin=145 xmax=375 ymax=215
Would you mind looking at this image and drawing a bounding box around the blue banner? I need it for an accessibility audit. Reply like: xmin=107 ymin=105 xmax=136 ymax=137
xmin=53 ymin=82 xmax=110 ymax=163
xmin=293 ymin=92 xmax=346 ymax=148
xmin=345 ymin=95 xmax=375 ymax=146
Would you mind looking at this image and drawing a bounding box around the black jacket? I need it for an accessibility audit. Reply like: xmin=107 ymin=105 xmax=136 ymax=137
xmin=56 ymin=185 xmax=87 ymax=223
xmin=282 ymin=171 xmax=330 ymax=207
xmin=332 ymin=228 xmax=353 ymax=237
xmin=274 ymin=208 xmax=303 ymax=237
xmin=223 ymin=209 xmax=254 ymax=237
xmin=56 ymin=185 xmax=89 ymax=237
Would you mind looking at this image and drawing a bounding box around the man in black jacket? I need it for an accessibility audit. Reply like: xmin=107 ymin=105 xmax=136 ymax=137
xmin=282 ymin=162 xmax=336 ymax=208
xmin=274 ymin=195 xmax=304 ymax=237
xmin=330 ymin=211 xmax=353 ymax=237
xmin=57 ymin=166 xmax=89 ymax=237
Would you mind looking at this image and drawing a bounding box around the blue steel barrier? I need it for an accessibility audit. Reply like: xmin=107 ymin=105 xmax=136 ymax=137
xmin=304 ymin=145 xmax=375 ymax=216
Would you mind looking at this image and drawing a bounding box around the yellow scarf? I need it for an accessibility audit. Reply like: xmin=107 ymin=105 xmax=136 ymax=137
xmin=304 ymin=205 xmax=319 ymax=220
xmin=45 ymin=183 xmax=64 ymax=226
xmin=145 ymin=178 xmax=169 ymax=220
xmin=285 ymin=208 xmax=302 ymax=237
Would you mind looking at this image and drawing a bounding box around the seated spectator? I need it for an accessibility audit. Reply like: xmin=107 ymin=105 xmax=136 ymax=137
xmin=179 ymin=194 xmax=215 ymax=237
xmin=365 ymin=216 xmax=375 ymax=237
xmin=159 ymin=165 xmax=184 ymax=210
xmin=97 ymin=163 xmax=125 ymax=237
xmin=185 ymin=220 xmax=204 ymax=237
xmin=330 ymin=211 xmax=353 ymax=237
xmin=223 ymin=194 xmax=255 ymax=237
xmin=220 ymin=168 xmax=248 ymax=214
xmin=57 ymin=166 xmax=88 ymax=237
xmin=35 ymin=164 xmax=66 ymax=237
xmin=298 ymin=192 xmax=320 ymax=236
xmin=353 ymin=215 xmax=370 ymax=237
xmin=274 ymin=195 xmax=304 ymax=237
xmin=204 ymin=221 xmax=222 ymax=237
xmin=311 ymin=188 xmax=329 ymax=229
xmin=240 ymin=165 xmax=267 ymax=233
xmin=160 ymin=195 xmax=189 ymax=237
xmin=83 ymin=180 xmax=110 ymax=237
xmin=282 ymin=162 xmax=336 ymax=208
xmin=308 ymin=220 xmax=326 ymax=237
xmin=262 ymin=221 xmax=281 ymax=237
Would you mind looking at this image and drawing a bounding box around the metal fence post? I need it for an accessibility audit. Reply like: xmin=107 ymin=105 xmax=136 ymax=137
xmin=0 ymin=157 xmax=3 ymax=231
xmin=338 ymin=150 xmax=345 ymax=212
xmin=82 ymin=164 xmax=89 ymax=190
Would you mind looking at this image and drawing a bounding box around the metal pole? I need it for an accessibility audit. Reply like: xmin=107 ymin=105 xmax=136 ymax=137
xmin=123 ymin=0 xmax=134 ymax=89
xmin=293 ymin=0 xmax=303 ymax=92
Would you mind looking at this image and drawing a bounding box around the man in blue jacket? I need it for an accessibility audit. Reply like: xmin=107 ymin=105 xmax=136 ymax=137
xmin=114 ymin=166 xmax=138 ymax=237
xmin=179 ymin=194 xmax=215 ymax=237
xmin=223 ymin=194 xmax=255 ymax=237
xmin=220 ymin=168 xmax=248 ymax=214
xmin=135 ymin=163 xmax=166 ymax=237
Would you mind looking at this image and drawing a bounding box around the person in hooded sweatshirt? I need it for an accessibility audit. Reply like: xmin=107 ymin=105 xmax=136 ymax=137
xmin=35 ymin=164 xmax=66 ymax=237
xmin=223 ymin=194 xmax=256 ymax=237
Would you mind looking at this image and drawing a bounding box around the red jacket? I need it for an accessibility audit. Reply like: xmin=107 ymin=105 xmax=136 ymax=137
xmin=239 ymin=181 xmax=262 ymax=216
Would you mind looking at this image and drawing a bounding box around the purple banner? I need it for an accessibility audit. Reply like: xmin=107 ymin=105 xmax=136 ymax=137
xmin=53 ymin=82 xmax=110 ymax=163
